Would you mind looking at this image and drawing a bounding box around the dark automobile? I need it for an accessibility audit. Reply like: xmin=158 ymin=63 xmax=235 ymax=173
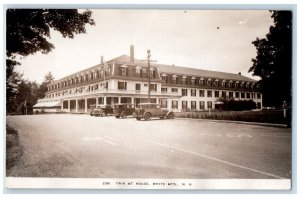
xmin=114 ymin=103 xmax=135 ymax=118
xmin=134 ymin=103 xmax=175 ymax=121
xmin=90 ymin=105 xmax=113 ymax=116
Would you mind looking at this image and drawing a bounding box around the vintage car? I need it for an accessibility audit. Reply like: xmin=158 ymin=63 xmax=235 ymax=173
xmin=90 ymin=105 xmax=113 ymax=116
xmin=134 ymin=103 xmax=175 ymax=121
xmin=114 ymin=103 xmax=135 ymax=118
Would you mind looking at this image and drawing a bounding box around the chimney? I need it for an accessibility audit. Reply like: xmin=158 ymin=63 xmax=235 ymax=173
xmin=130 ymin=45 xmax=134 ymax=62
xmin=100 ymin=56 xmax=104 ymax=65
xmin=238 ymin=72 xmax=241 ymax=75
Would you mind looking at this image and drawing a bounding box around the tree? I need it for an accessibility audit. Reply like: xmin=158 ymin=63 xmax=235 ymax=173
xmin=6 ymin=9 xmax=95 ymax=59
xmin=38 ymin=72 xmax=55 ymax=98
xmin=6 ymin=9 xmax=95 ymax=113
xmin=6 ymin=70 xmax=23 ymax=114
xmin=249 ymin=11 xmax=292 ymax=107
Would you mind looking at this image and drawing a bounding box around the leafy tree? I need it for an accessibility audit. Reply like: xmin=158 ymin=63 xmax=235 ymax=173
xmin=6 ymin=9 xmax=95 ymax=113
xmin=6 ymin=9 xmax=95 ymax=59
xmin=249 ymin=11 xmax=292 ymax=107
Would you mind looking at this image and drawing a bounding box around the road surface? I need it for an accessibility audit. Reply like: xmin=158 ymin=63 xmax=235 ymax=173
xmin=6 ymin=114 xmax=291 ymax=179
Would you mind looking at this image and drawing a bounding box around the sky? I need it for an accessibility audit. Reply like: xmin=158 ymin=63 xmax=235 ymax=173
xmin=15 ymin=9 xmax=273 ymax=83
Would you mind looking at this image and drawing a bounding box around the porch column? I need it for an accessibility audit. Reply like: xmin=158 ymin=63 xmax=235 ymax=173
xmin=75 ymin=99 xmax=78 ymax=113
xmin=103 ymin=96 xmax=107 ymax=105
xmin=178 ymin=98 xmax=182 ymax=112
xmin=85 ymin=98 xmax=88 ymax=113
xmin=167 ymin=98 xmax=171 ymax=110
xmin=118 ymin=97 xmax=121 ymax=104
xmin=131 ymin=97 xmax=134 ymax=105
xmin=96 ymin=97 xmax=99 ymax=106
xmin=68 ymin=100 xmax=70 ymax=112
xmin=61 ymin=100 xmax=64 ymax=111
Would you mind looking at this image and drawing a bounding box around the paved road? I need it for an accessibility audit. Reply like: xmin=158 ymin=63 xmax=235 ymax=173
xmin=6 ymin=114 xmax=291 ymax=179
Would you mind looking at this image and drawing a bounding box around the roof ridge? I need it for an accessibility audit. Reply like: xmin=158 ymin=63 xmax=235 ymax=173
xmin=52 ymin=54 xmax=257 ymax=83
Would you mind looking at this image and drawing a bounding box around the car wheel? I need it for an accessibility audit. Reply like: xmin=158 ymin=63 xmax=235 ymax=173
xmin=167 ymin=113 xmax=174 ymax=119
xmin=144 ymin=113 xmax=151 ymax=121
xmin=101 ymin=112 xmax=105 ymax=117
xmin=121 ymin=111 xmax=127 ymax=119
xmin=136 ymin=117 xmax=141 ymax=121
xmin=115 ymin=115 xmax=120 ymax=118
xmin=159 ymin=116 xmax=164 ymax=119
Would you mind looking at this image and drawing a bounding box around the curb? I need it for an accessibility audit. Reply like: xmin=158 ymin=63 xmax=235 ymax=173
xmin=176 ymin=118 xmax=288 ymax=128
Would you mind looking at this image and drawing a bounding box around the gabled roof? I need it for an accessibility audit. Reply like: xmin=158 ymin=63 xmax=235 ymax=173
xmin=109 ymin=55 xmax=257 ymax=82
xmin=54 ymin=54 xmax=257 ymax=83
xmin=155 ymin=64 xmax=256 ymax=82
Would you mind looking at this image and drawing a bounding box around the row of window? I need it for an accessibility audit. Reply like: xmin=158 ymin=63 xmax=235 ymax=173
xmin=165 ymin=87 xmax=261 ymax=99
xmin=117 ymin=82 xmax=261 ymax=100
xmin=118 ymin=82 xmax=157 ymax=91
xmin=46 ymin=82 xmax=108 ymax=98
xmin=49 ymin=65 xmax=258 ymax=92
xmin=161 ymin=100 xmax=213 ymax=109
xmin=119 ymin=65 xmax=156 ymax=78
xmin=48 ymin=68 xmax=111 ymax=91
xmin=162 ymin=74 xmax=257 ymax=90
xmin=119 ymin=66 xmax=258 ymax=91
xmin=163 ymin=100 xmax=262 ymax=110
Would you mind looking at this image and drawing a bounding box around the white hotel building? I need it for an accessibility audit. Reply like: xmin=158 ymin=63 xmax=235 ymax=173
xmin=33 ymin=46 xmax=262 ymax=113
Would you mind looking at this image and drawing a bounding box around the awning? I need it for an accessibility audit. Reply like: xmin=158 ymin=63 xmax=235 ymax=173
xmin=33 ymin=101 xmax=61 ymax=108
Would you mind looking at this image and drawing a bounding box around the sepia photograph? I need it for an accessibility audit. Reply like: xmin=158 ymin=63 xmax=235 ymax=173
xmin=5 ymin=7 xmax=293 ymax=190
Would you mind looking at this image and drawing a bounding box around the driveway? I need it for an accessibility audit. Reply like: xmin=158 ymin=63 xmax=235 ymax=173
xmin=6 ymin=114 xmax=291 ymax=179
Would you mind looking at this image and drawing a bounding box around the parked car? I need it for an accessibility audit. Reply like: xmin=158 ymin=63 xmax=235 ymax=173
xmin=114 ymin=103 xmax=135 ymax=118
xmin=90 ymin=105 xmax=113 ymax=116
xmin=134 ymin=103 xmax=175 ymax=121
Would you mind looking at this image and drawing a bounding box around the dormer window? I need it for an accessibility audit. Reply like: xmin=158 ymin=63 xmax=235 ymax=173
xmin=90 ymin=72 xmax=94 ymax=80
xmin=191 ymin=77 xmax=196 ymax=85
xmin=96 ymin=70 xmax=100 ymax=78
xmin=240 ymin=82 xmax=245 ymax=89
xmin=199 ymin=77 xmax=204 ymax=86
xmin=134 ymin=66 xmax=142 ymax=77
xmin=246 ymin=82 xmax=250 ymax=89
xmin=172 ymin=74 xmax=178 ymax=84
xmin=207 ymin=78 xmax=212 ymax=86
xmin=235 ymin=81 xmax=239 ymax=88
xmin=120 ymin=64 xmax=128 ymax=76
xmin=150 ymin=67 xmax=155 ymax=78
xmin=161 ymin=73 xmax=167 ymax=82
xmin=182 ymin=75 xmax=187 ymax=84
xmin=256 ymin=84 xmax=260 ymax=89
xmin=214 ymin=79 xmax=219 ymax=87
xmin=228 ymin=80 xmax=233 ymax=88
xmin=222 ymin=80 xmax=227 ymax=88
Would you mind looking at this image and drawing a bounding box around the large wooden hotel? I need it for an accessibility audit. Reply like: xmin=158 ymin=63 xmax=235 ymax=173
xmin=33 ymin=45 xmax=262 ymax=113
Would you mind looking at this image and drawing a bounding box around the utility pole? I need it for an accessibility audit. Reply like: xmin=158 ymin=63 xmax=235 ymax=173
xmin=141 ymin=49 xmax=156 ymax=103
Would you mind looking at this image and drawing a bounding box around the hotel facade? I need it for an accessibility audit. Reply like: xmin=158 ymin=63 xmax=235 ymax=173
xmin=33 ymin=46 xmax=262 ymax=113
